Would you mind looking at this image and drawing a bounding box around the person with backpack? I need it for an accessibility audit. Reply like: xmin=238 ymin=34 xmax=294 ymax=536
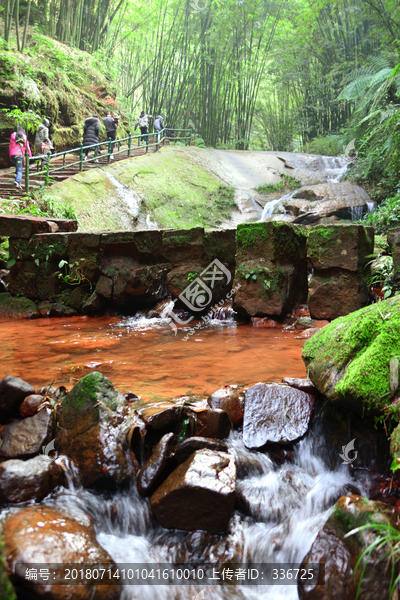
xmin=103 ymin=111 xmax=117 ymax=159
xmin=134 ymin=111 xmax=153 ymax=144
xmin=34 ymin=118 xmax=53 ymax=167
xmin=82 ymin=114 xmax=101 ymax=161
xmin=154 ymin=114 xmax=164 ymax=142
xmin=9 ymin=125 xmax=32 ymax=189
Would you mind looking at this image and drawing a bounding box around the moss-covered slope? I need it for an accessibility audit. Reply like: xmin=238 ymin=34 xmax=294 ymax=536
xmin=46 ymin=146 xmax=236 ymax=230
xmin=302 ymin=295 xmax=400 ymax=411
xmin=0 ymin=31 xmax=128 ymax=166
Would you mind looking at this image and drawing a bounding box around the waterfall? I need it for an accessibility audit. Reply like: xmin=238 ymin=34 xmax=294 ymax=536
xmin=320 ymin=156 xmax=348 ymax=183
xmin=36 ymin=428 xmax=365 ymax=600
xmin=104 ymin=171 xmax=141 ymax=219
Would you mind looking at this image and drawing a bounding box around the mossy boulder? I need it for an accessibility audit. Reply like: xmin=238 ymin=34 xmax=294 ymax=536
xmin=56 ymin=372 xmax=137 ymax=486
xmin=299 ymin=495 xmax=399 ymax=600
xmin=232 ymin=222 xmax=307 ymax=317
xmin=0 ymin=293 xmax=39 ymax=318
xmin=302 ymin=295 xmax=400 ymax=412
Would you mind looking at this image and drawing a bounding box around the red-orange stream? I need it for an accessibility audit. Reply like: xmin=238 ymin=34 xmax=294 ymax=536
xmin=0 ymin=316 xmax=306 ymax=400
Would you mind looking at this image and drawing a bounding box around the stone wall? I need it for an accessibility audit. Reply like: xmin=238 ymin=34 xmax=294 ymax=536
xmin=0 ymin=216 xmax=375 ymax=320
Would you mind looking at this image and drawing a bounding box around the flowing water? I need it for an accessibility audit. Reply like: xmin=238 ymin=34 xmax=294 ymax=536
xmin=0 ymin=312 xmax=305 ymax=399
xmin=37 ymin=429 xmax=365 ymax=600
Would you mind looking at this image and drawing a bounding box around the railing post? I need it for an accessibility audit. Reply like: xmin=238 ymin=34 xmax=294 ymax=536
xmin=63 ymin=153 xmax=66 ymax=167
xmin=118 ymin=140 xmax=121 ymax=153
xmin=79 ymin=144 xmax=83 ymax=171
xmin=146 ymin=133 xmax=149 ymax=153
xmin=188 ymin=130 xmax=192 ymax=146
xmin=128 ymin=133 xmax=131 ymax=158
xmin=156 ymin=130 xmax=159 ymax=152
xmin=46 ymin=152 xmax=50 ymax=182
xmin=24 ymin=149 xmax=29 ymax=193
xmin=107 ymin=138 xmax=112 ymax=165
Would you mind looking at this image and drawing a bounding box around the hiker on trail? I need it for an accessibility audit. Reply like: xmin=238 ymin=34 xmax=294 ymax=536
xmin=34 ymin=118 xmax=53 ymax=167
xmin=154 ymin=114 xmax=164 ymax=142
xmin=135 ymin=111 xmax=152 ymax=144
xmin=111 ymin=111 xmax=120 ymax=128
xmin=103 ymin=110 xmax=117 ymax=159
xmin=9 ymin=125 xmax=32 ymax=189
xmin=83 ymin=115 xmax=101 ymax=162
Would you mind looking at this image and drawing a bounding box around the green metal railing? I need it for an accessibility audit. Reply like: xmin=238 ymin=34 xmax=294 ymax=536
xmin=24 ymin=128 xmax=192 ymax=193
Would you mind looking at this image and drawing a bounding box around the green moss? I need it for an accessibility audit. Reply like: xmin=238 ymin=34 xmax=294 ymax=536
xmin=303 ymin=295 xmax=400 ymax=410
xmin=0 ymin=537 xmax=16 ymax=600
xmin=255 ymin=174 xmax=301 ymax=194
xmin=236 ymin=223 xmax=269 ymax=248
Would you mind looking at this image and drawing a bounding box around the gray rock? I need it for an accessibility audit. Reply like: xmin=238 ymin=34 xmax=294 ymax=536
xmin=243 ymin=383 xmax=315 ymax=448
xmin=151 ymin=449 xmax=236 ymax=534
xmin=0 ymin=455 xmax=65 ymax=504
xmin=0 ymin=375 xmax=35 ymax=419
xmin=0 ymin=408 xmax=54 ymax=458
xmin=281 ymin=378 xmax=317 ymax=395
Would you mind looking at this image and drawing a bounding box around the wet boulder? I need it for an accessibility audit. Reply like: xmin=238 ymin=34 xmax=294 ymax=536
xmin=151 ymin=449 xmax=236 ymax=534
xmin=136 ymin=432 xmax=177 ymax=497
xmin=208 ymin=385 xmax=245 ymax=427
xmin=298 ymin=495 xmax=399 ymax=600
xmin=174 ymin=437 xmax=228 ymax=464
xmin=3 ymin=505 xmax=119 ymax=600
xmin=193 ymin=408 xmax=231 ymax=439
xmin=0 ymin=408 xmax=54 ymax=458
xmin=281 ymin=378 xmax=317 ymax=395
xmin=0 ymin=455 xmax=65 ymax=505
xmin=0 ymin=375 xmax=35 ymax=419
xmin=302 ymin=295 xmax=400 ymax=412
xmin=243 ymin=383 xmax=315 ymax=449
xmin=56 ymin=372 xmax=137 ymax=487
xmin=37 ymin=302 xmax=78 ymax=317
xmin=232 ymin=222 xmax=307 ymax=318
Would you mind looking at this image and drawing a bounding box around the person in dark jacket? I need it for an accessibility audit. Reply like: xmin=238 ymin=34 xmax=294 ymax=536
xmin=153 ymin=114 xmax=164 ymax=142
xmin=83 ymin=115 xmax=101 ymax=161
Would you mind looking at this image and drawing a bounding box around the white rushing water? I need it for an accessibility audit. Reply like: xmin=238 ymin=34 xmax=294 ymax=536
xmin=104 ymin=171 xmax=142 ymax=223
xmin=41 ymin=429 xmax=365 ymax=600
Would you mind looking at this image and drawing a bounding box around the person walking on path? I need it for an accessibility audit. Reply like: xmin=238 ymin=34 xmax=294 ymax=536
xmin=154 ymin=114 xmax=164 ymax=142
xmin=82 ymin=115 xmax=101 ymax=161
xmin=103 ymin=111 xmax=117 ymax=159
xmin=34 ymin=118 xmax=53 ymax=167
xmin=9 ymin=125 xmax=32 ymax=189
xmin=135 ymin=111 xmax=152 ymax=144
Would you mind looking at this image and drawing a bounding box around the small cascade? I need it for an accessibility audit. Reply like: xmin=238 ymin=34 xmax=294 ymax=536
xmin=207 ymin=303 xmax=236 ymax=322
xmin=29 ymin=428 xmax=366 ymax=600
xmin=321 ymin=156 xmax=348 ymax=183
xmin=104 ymin=172 xmax=141 ymax=220
xmin=260 ymin=191 xmax=295 ymax=222
xmin=350 ymin=205 xmax=364 ymax=221
xmin=114 ymin=300 xmax=176 ymax=332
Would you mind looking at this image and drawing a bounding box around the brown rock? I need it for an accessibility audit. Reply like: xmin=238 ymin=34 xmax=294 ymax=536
xmin=175 ymin=436 xmax=228 ymax=464
xmin=0 ymin=215 xmax=77 ymax=239
xmin=37 ymin=302 xmax=78 ymax=317
xmin=0 ymin=408 xmax=54 ymax=458
xmin=19 ymin=394 xmax=45 ymax=417
xmin=137 ymin=432 xmax=177 ymax=497
xmin=243 ymin=383 xmax=315 ymax=448
xmin=307 ymin=224 xmax=374 ymax=272
xmin=0 ymin=455 xmax=65 ymax=504
xmin=0 ymin=293 xmax=39 ymax=319
xmin=208 ymin=385 xmax=245 ymax=427
xmin=96 ymin=275 xmax=113 ymax=299
xmin=194 ymin=408 xmax=231 ymax=439
xmin=4 ymin=506 xmax=118 ymax=600
xmin=151 ymin=449 xmax=236 ymax=533
xmin=308 ymin=272 xmax=369 ymax=320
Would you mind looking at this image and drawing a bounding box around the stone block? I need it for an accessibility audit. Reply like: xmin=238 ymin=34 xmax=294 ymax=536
xmin=308 ymin=224 xmax=374 ymax=272
xmin=0 ymin=215 xmax=77 ymax=239
xmin=388 ymin=228 xmax=400 ymax=286
xmin=232 ymin=222 xmax=307 ymax=317
xmin=308 ymin=272 xmax=369 ymax=320
xmin=161 ymin=228 xmax=205 ymax=264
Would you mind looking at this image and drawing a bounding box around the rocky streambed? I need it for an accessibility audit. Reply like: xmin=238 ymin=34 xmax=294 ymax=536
xmin=1 ymin=290 xmax=400 ymax=600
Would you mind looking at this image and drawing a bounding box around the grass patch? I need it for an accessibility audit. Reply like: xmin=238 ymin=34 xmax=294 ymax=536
xmin=255 ymin=173 xmax=301 ymax=194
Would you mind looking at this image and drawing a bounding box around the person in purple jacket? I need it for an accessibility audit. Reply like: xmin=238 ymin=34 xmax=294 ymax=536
xmin=9 ymin=126 xmax=32 ymax=189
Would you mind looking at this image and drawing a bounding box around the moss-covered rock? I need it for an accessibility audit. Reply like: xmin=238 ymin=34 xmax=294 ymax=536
xmin=302 ymin=295 xmax=400 ymax=411
xmin=299 ymin=495 xmax=399 ymax=600
xmin=232 ymin=222 xmax=308 ymax=317
xmin=56 ymin=372 xmax=137 ymax=486
xmin=0 ymin=293 xmax=39 ymax=318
